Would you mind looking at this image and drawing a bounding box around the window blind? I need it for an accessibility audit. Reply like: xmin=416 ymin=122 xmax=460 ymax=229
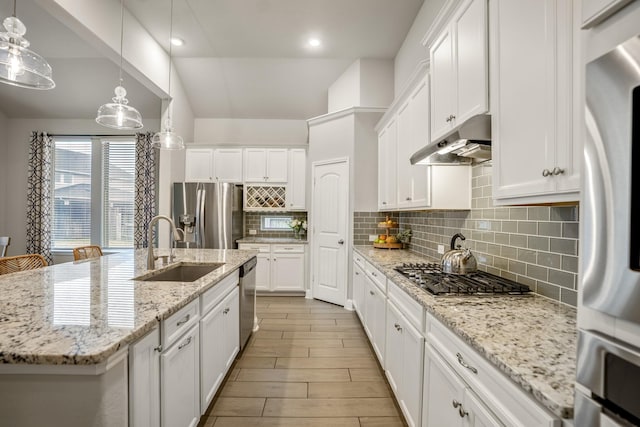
xmin=103 ymin=140 xmax=135 ymax=249
xmin=52 ymin=139 xmax=92 ymax=249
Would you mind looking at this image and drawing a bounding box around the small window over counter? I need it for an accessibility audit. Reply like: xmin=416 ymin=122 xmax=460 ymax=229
xmin=261 ymin=216 xmax=292 ymax=231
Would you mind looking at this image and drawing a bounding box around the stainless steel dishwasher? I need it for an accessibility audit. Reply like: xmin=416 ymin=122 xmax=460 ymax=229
xmin=238 ymin=256 xmax=257 ymax=350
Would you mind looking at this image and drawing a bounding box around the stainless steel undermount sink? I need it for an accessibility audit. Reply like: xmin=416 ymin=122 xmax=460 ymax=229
xmin=135 ymin=263 xmax=225 ymax=282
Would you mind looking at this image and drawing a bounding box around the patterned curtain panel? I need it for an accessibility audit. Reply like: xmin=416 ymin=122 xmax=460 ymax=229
xmin=26 ymin=132 xmax=53 ymax=264
xmin=134 ymin=132 xmax=159 ymax=249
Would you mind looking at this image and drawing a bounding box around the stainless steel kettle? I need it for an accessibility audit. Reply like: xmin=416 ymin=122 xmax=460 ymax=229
xmin=441 ymin=233 xmax=477 ymax=274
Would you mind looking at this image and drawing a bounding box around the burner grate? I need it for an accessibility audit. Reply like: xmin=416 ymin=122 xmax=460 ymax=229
xmin=394 ymin=263 xmax=530 ymax=296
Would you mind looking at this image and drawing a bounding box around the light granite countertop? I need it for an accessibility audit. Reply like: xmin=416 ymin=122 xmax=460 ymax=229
xmin=353 ymin=245 xmax=576 ymax=419
xmin=237 ymin=237 xmax=308 ymax=244
xmin=0 ymin=249 xmax=257 ymax=366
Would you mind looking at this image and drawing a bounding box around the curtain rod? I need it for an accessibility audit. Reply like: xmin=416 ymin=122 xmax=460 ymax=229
xmin=49 ymin=134 xmax=139 ymax=138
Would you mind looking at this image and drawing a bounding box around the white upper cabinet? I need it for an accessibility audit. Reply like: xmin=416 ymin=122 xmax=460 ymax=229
xmin=244 ymin=148 xmax=288 ymax=183
xmin=185 ymin=148 xmax=242 ymax=183
xmin=286 ymin=149 xmax=306 ymax=210
xmin=212 ymin=149 xmax=243 ymax=182
xmin=491 ymin=0 xmax=579 ymax=204
xmin=378 ymin=119 xmax=398 ymax=210
xmin=376 ymin=69 xmax=471 ymax=212
xmin=430 ymin=0 xmax=488 ymax=143
xmin=397 ymin=76 xmax=431 ymax=209
xmin=185 ymin=148 xmax=214 ymax=182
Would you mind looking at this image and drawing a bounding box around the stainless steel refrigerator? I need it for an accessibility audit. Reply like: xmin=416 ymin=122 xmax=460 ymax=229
xmin=172 ymin=182 xmax=243 ymax=249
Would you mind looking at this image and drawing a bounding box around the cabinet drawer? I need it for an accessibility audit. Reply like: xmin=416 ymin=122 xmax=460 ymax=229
xmin=388 ymin=279 xmax=424 ymax=332
xmin=201 ymin=271 xmax=239 ymax=315
xmin=427 ymin=314 xmax=560 ymax=427
xmin=163 ymin=299 xmax=200 ymax=348
xmin=272 ymin=244 xmax=304 ymax=254
xmin=365 ymin=262 xmax=386 ymax=293
xmin=238 ymin=243 xmax=270 ymax=253
xmin=353 ymin=251 xmax=365 ymax=269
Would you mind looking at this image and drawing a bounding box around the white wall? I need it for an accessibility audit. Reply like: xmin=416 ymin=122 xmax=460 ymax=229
xmin=328 ymin=61 xmax=361 ymax=113
xmin=4 ymin=118 xmax=161 ymax=257
xmin=328 ymin=59 xmax=394 ymax=112
xmin=193 ymin=119 xmax=308 ymax=146
xmin=393 ymin=0 xmax=447 ymax=95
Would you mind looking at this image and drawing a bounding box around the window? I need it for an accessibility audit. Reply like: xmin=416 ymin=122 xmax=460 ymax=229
xmin=261 ymin=216 xmax=292 ymax=231
xmin=51 ymin=137 xmax=136 ymax=250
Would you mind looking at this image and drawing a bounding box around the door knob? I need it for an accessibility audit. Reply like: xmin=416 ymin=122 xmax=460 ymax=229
xmin=552 ymin=167 xmax=565 ymax=175
xmin=338 ymin=239 xmax=344 ymax=245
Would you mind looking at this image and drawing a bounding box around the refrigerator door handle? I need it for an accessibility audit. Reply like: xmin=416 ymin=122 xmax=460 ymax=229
xmin=199 ymin=187 xmax=206 ymax=248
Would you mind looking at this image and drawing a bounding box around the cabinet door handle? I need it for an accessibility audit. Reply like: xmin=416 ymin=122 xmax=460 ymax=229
xmin=371 ymin=272 xmax=377 ymax=277
xmin=445 ymin=116 xmax=451 ymax=123
xmin=338 ymin=239 xmax=344 ymax=245
xmin=178 ymin=336 xmax=192 ymax=350
xmin=450 ymin=114 xmax=456 ymax=121
xmin=458 ymin=406 xmax=468 ymax=418
xmin=154 ymin=345 xmax=163 ymax=352
xmin=382 ymin=201 xmax=387 ymax=205
xmin=369 ymin=290 xmax=375 ymax=296
xmin=406 ymin=197 xmax=412 ymax=201
xmin=355 ymin=272 xmax=360 ymax=275
xmin=176 ymin=314 xmax=190 ymax=327
xmin=456 ymin=352 xmax=478 ymax=374
xmin=223 ymin=308 xmax=230 ymax=314
xmin=552 ymin=167 xmax=565 ymax=175
xmin=542 ymin=169 xmax=552 ymax=177
xmin=394 ymin=323 xmax=402 ymax=332
xmin=452 ymin=400 xmax=462 ymax=409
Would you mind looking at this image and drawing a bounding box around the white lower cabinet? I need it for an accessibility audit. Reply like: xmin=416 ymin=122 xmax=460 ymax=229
xmin=129 ymin=326 xmax=161 ymax=427
xmin=239 ymin=243 xmax=306 ymax=292
xmin=352 ymin=261 xmax=366 ymax=321
xmin=200 ymin=287 xmax=239 ymax=413
xmin=423 ymin=344 xmax=502 ymax=427
xmin=363 ymin=274 xmax=386 ymax=365
xmin=386 ymin=298 xmax=424 ymax=427
xmin=161 ymin=324 xmax=200 ymax=427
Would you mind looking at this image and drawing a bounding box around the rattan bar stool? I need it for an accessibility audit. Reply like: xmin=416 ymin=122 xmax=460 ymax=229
xmin=0 ymin=254 xmax=47 ymax=275
xmin=73 ymin=245 xmax=103 ymax=261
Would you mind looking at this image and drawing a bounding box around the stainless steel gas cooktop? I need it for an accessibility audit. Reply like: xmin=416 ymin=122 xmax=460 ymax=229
xmin=394 ymin=263 xmax=531 ymax=296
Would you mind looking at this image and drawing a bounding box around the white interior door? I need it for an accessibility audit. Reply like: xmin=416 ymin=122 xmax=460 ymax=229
xmin=311 ymin=159 xmax=349 ymax=306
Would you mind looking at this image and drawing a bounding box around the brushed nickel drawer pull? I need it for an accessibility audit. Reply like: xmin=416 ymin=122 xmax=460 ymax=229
xmin=178 ymin=336 xmax=192 ymax=350
xmin=223 ymin=308 xmax=230 ymax=314
xmin=456 ymin=352 xmax=478 ymax=374
xmin=176 ymin=314 xmax=190 ymax=327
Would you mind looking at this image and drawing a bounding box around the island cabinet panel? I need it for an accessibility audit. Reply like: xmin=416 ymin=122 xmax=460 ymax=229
xmin=161 ymin=324 xmax=200 ymax=427
xmin=352 ymin=261 xmax=366 ymax=321
xmin=129 ymin=326 xmax=161 ymax=427
xmin=200 ymin=286 xmax=239 ymax=413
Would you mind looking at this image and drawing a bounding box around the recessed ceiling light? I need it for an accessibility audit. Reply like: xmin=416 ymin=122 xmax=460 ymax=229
xmin=171 ymin=37 xmax=184 ymax=46
xmin=308 ymin=38 xmax=321 ymax=47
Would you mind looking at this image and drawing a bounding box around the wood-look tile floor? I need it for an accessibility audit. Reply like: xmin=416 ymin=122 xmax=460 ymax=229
xmin=198 ymin=296 xmax=407 ymax=427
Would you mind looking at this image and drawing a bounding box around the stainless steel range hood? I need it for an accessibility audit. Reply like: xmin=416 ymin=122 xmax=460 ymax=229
xmin=410 ymin=114 xmax=492 ymax=165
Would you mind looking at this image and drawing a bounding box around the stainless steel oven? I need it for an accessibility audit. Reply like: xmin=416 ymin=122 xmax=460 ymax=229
xmin=578 ymin=22 xmax=640 ymax=427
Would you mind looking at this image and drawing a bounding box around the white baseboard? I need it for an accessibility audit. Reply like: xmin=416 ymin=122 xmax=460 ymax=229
xmin=305 ymin=289 xmax=313 ymax=299
xmin=344 ymin=299 xmax=354 ymax=311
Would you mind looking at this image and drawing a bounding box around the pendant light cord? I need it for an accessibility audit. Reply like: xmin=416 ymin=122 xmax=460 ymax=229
xmin=12 ymin=0 xmax=16 ymax=17
xmin=119 ymin=0 xmax=125 ymax=86
xmin=166 ymin=0 xmax=175 ymax=124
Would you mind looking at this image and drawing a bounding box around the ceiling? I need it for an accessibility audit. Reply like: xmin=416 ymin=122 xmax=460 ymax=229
xmin=0 ymin=0 xmax=424 ymax=121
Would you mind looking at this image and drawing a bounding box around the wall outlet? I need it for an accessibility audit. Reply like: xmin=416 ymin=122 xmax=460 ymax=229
xmin=249 ymin=229 xmax=257 ymax=235
xmin=369 ymin=235 xmax=377 ymax=242
xmin=437 ymin=244 xmax=445 ymax=254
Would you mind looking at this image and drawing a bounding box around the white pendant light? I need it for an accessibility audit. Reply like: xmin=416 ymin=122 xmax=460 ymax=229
xmin=0 ymin=0 xmax=54 ymax=90
xmin=152 ymin=0 xmax=184 ymax=150
xmin=96 ymin=0 xmax=143 ymax=130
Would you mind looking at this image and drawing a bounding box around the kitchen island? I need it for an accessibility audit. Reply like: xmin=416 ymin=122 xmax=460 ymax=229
xmin=0 ymin=248 xmax=257 ymax=427
xmin=353 ymin=245 xmax=576 ymax=423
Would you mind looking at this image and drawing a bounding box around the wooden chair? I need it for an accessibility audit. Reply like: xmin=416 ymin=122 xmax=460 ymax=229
xmin=73 ymin=245 xmax=103 ymax=261
xmin=0 ymin=254 xmax=48 ymax=275
xmin=0 ymin=237 xmax=9 ymax=257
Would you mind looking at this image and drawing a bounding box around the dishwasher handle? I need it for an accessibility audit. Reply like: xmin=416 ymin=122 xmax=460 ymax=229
xmin=240 ymin=256 xmax=258 ymax=277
